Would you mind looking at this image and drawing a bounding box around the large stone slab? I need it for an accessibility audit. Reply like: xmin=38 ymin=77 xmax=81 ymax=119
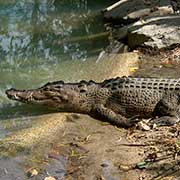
xmin=103 ymin=0 xmax=172 ymax=22
xmin=128 ymin=14 xmax=180 ymax=48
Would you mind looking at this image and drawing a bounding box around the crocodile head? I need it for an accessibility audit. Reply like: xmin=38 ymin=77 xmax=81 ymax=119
xmin=6 ymin=80 xmax=100 ymax=113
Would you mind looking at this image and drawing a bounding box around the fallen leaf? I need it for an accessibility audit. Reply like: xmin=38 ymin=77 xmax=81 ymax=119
xmin=136 ymin=161 xmax=147 ymax=169
xmin=44 ymin=176 xmax=56 ymax=180
xmin=119 ymin=164 xmax=132 ymax=171
xmin=27 ymin=169 xmax=38 ymax=177
xmin=138 ymin=121 xmax=151 ymax=131
xmin=129 ymin=67 xmax=138 ymax=72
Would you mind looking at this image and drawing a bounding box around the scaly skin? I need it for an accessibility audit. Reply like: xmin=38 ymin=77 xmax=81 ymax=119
xmin=5 ymin=77 xmax=180 ymax=128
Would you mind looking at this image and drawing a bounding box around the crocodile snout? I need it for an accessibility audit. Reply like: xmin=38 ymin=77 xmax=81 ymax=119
xmin=6 ymin=88 xmax=19 ymax=100
xmin=6 ymin=88 xmax=49 ymax=104
xmin=6 ymin=88 xmax=29 ymax=101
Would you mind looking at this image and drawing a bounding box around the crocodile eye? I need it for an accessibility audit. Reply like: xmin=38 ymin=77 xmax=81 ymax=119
xmin=80 ymin=89 xmax=86 ymax=93
xmin=43 ymin=87 xmax=49 ymax=91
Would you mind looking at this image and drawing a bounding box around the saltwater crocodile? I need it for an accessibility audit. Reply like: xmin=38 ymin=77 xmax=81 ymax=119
xmin=5 ymin=77 xmax=180 ymax=128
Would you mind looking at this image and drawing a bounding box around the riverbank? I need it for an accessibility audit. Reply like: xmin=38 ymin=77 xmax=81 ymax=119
xmin=0 ymin=1 xmax=180 ymax=179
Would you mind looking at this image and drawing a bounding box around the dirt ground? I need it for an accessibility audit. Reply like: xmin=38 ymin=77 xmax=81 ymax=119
xmin=46 ymin=114 xmax=180 ymax=180
xmin=1 ymin=113 xmax=180 ymax=180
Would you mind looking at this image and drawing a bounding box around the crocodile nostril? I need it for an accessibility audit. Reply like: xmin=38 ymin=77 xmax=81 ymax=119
xmin=5 ymin=88 xmax=15 ymax=97
xmin=6 ymin=90 xmax=18 ymax=100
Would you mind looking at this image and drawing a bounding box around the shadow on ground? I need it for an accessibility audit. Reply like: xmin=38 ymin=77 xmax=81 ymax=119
xmin=0 ymin=103 xmax=58 ymax=121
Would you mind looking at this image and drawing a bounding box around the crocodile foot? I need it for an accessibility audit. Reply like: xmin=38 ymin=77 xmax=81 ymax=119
xmin=150 ymin=116 xmax=179 ymax=126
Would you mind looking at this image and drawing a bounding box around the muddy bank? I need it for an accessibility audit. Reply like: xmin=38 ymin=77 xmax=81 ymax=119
xmin=1 ymin=52 xmax=180 ymax=180
xmin=1 ymin=50 xmax=180 ymax=179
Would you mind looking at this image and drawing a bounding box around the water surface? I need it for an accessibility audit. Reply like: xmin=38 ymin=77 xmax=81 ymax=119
xmin=0 ymin=0 xmax=114 ymax=134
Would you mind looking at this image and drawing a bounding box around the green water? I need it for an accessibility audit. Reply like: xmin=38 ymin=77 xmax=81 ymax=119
xmin=0 ymin=0 xmax=115 ymax=135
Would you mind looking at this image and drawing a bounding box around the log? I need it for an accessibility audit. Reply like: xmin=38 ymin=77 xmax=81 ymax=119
xmin=53 ymin=31 xmax=109 ymax=45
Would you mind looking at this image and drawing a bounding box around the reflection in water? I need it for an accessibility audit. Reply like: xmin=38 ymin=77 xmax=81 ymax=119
xmin=0 ymin=0 xmax=114 ymax=99
xmin=0 ymin=0 xmax=109 ymax=67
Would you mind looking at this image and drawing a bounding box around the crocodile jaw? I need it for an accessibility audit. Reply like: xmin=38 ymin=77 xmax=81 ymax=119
xmin=5 ymin=87 xmax=81 ymax=112
xmin=5 ymin=88 xmax=49 ymax=104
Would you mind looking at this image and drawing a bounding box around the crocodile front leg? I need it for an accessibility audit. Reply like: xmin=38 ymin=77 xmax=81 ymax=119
xmin=91 ymin=104 xmax=136 ymax=128
xmin=152 ymin=92 xmax=180 ymax=126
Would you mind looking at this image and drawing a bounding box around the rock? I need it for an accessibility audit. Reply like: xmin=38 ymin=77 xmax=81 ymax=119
xmin=111 ymin=26 xmax=128 ymax=40
xmin=171 ymin=0 xmax=180 ymax=12
xmin=102 ymin=0 xmax=179 ymax=49
xmin=102 ymin=0 xmax=172 ymax=23
xmin=128 ymin=14 xmax=180 ymax=48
